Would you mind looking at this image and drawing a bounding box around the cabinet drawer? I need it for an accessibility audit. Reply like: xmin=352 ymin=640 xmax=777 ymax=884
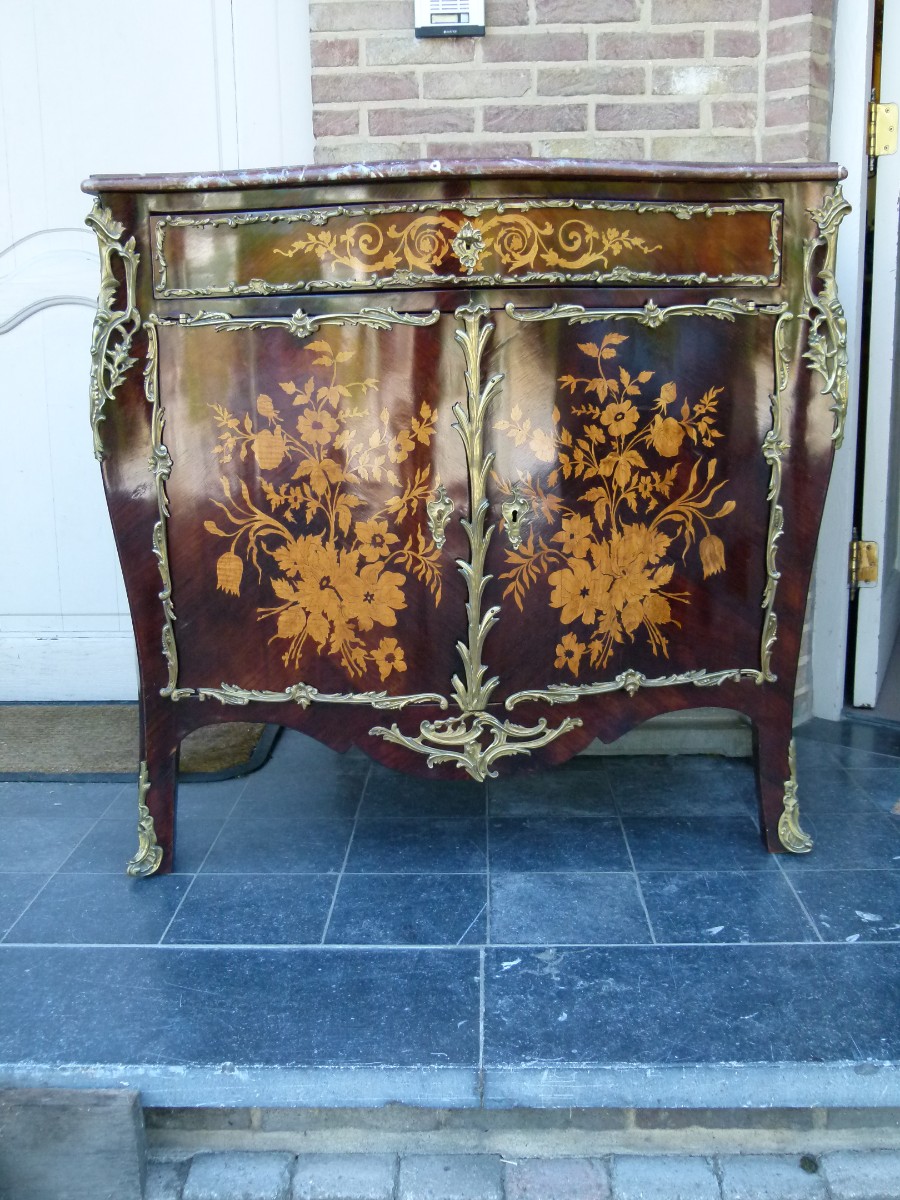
xmin=151 ymin=197 xmax=782 ymax=298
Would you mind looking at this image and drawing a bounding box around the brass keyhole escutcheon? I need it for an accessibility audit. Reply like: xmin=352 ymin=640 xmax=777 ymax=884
xmin=501 ymin=484 xmax=530 ymax=550
xmin=426 ymin=483 xmax=455 ymax=550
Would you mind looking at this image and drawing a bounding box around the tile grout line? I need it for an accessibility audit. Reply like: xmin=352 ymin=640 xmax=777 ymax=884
xmin=477 ymin=944 xmax=485 ymax=1105
xmin=320 ymin=763 xmax=371 ymax=945
xmin=2 ymin=938 xmax=869 ymax=951
xmin=773 ymin=854 xmax=826 ymax=944
xmin=485 ymin=780 xmax=492 ymax=947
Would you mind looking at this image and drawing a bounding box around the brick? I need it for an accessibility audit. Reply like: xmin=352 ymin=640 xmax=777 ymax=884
xmin=425 ymin=140 xmax=532 ymax=157
xmin=482 ymin=32 xmax=589 ymax=62
xmin=766 ymin=92 xmax=830 ymax=127
xmin=538 ymin=66 xmax=645 ymax=96
xmin=310 ymin=1 xmax=413 ymax=33
xmin=652 ymin=64 xmax=758 ymax=95
xmin=596 ymin=101 xmax=700 ymax=130
xmin=311 ymin=38 xmax=359 ymax=67
xmin=718 ymin=1154 xmax=827 ymax=1200
xmin=595 ymin=31 xmax=704 ymax=60
xmin=770 ymin=0 xmax=834 ymax=17
xmin=535 ymin=0 xmax=639 ymax=21
xmin=312 ymin=71 xmax=417 ymax=103
xmin=504 ymin=1157 xmax=612 ymax=1200
xmin=825 ymin=1106 xmax=900 ymax=1129
xmin=145 ymin=1108 xmax=253 ymax=1130
xmin=398 ymin=1155 xmax=502 ymax=1200
xmin=183 ymin=1152 xmax=293 ymax=1200
xmin=537 ymin=135 xmax=644 ymax=159
xmin=366 ymin=37 xmax=476 ymax=66
xmin=634 ymin=1108 xmax=816 ymax=1131
xmin=490 ymin=0 xmax=530 ymax=24
xmin=483 ymin=103 xmax=587 ymax=133
xmin=652 ymin=0 xmax=761 ymax=19
xmin=314 ymin=109 xmax=360 ymax=137
xmin=369 ymin=107 xmax=475 ymax=135
xmin=766 ymin=56 xmax=832 ymax=93
xmin=422 ymin=68 xmax=531 ymax=99
xmin=768 ymin=19 xmax=833 ymax=56
xmin=612 ymin=1155 xmax=719 ymax=1200
xmin=714 ymin=30 xmax=761 ymax=57
xmin=652 ymin=134 xmax=757 ymax=160
xmin=762 ymin=129 xmax=815 ymax=161
xmin=292 ymin=1153 xmax=397 ymax=1200
xmin=711 ymin=100 xmax=759 ymax=128
xmin=821 ymin=1151 xmax=900 ymax=1200
xmin=314 ymin=141 xmax=421 ymax=165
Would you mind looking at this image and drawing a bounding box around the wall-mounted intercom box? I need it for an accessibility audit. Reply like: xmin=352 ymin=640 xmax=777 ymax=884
xmin=414 ymin=0 xmax=486 ymax=38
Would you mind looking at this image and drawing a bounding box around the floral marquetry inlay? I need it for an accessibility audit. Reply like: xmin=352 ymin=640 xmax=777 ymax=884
xmin=204 ymin=338 xmax=444 ymax=684
xmin=494 ymin=334 xmax=736 ymax=676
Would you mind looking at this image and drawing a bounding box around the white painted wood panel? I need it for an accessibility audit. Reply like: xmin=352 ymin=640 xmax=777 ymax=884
xmin=0 ymin=0 xmax=313 ymax=700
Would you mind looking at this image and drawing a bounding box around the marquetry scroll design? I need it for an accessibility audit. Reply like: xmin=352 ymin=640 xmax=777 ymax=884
xmin=153 ymin=199 xmax=782 ymax=297
xmin=145 ymin=307 xmax=449 ymax=711
xmin=803 ymin=186 xmax=851 ymax=447
xmin=370 ymin=305 xmax=582 ymax=779
xmin=125 ymin=761 xmax=163 ymax=877
xmin=503 ymin=296 xmax=790 ymax=709
xmin=86 ymin=200 xmax=140 ymax=459
xmin=778 ymin=739 xmax=813 ymax=853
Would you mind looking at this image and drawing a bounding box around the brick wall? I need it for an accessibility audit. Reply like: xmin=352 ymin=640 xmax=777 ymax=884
xmin=310 ymin=0 xmax=836 ymax=164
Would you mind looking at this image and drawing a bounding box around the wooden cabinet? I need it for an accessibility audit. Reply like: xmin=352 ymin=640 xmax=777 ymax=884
xmin=83 ymin=160 xmax=848 ymax=875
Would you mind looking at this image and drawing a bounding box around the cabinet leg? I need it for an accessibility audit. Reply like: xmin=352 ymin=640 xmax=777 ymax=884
xmin=753 ymin=721 xmax=813 ymax=854
xmin=127 ymin=703 xmax=179 ymax=877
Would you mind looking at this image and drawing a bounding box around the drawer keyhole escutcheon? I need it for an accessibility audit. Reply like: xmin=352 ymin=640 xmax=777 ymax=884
xmin=426 ymin=483 xmax=455 ymax=549
xmin=501 ymin=484 xmax=530 ymax=550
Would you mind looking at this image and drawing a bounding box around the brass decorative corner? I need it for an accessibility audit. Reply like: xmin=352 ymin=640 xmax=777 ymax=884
xmin=777 ymin=740 xmax=813 ymax=854
xmin=86 ymin=200 xmax=140 ymax=460
xmin=804 ymin=185 xmax=851 ymax=446
xmin=126 ymin=761 xmax=163 ymax=877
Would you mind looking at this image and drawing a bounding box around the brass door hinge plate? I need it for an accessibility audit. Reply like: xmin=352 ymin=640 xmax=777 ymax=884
xmin=849 ymin=539 xmax=879 ymax=590
xmin=869 ymin=102 xmax=899 ymax=158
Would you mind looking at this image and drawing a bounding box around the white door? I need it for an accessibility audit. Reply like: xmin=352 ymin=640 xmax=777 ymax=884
xmin=0 ymin=0 xmax=312 ymax=700
xmin=852 ymin=0 xmax=900 ymax=706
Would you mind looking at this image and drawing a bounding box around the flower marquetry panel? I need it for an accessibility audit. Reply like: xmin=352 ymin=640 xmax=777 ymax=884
xmin=483 ymin=308 xmax=776 ymax=703
xmin=157 ymin=319 xmax=467 ymax=701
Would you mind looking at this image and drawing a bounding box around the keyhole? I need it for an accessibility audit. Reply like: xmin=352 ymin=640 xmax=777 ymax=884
xmin=509 ymin=507 xmax=520 ymax=524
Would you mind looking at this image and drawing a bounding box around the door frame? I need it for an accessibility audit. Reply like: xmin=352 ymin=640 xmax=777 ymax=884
xmin=810 ymin=0 xmax=876 ymax=719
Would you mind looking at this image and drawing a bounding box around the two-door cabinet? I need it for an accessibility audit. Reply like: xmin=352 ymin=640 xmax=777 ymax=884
xmin=82 ymin=159 xmax=848 ymax=875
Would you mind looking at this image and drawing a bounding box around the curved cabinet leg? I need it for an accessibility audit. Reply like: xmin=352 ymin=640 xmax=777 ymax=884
xmin=127 ymin=700 xmax=179 ymax=877
xmin=753 ymin=719 xmax=813 ymax=854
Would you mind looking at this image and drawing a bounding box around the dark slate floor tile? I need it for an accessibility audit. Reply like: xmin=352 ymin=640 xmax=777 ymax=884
xmin=269 ymin=729 xmax=368 ymax=769
xmin=606 ymin=755 xmax=758 ymax=819
xmin=484 ymin=944 xmax=900 ymax=1066
xmin=490 ymin=872 xmax=652 ymax=945
xmin=3 ymin=873 xmax=191 ymax=945
xmin=621 ymin=817 xmax=775 ymax=872
xmin=326 ymin=873 xmax=487 ymax=945
xmin=789 ymin=870 xmax=900 ymax=942
xmin=638 ymin=870 xmax=817 ymax=944
xmin=778 ymin=814 xmax=900 ymax=872
xmin=163 ymin=875 xmax=336 ymax=945
xmin=235 ymin=766 xmax=367 ymax=820
xmin=201 ymin=818 xmax=353 ymax=874
xmin=0 ymin=946 xmax=480 ymax=1067
xmin=0 ymin=875 xmax=48 ymax=937
xmin=488 ymin=766 xmax=615 ymax=819
xmin=841 ymin=768 xmax=900 ymax=815
xmin=360 ymin=766 xmax=486 ymax=820
xmin=795 ymin=766 xmax=878 ymax=814
xmin=102 ymin=777 xmax=247 ymax=820
xmin=488 ymin=818 xmax=630 ymax=873
xmin=796 ymin=717 xmax=900 ymax=761
xmin=0 ymin=780 xmax=126 ymax=818
xmin=3 ymin=816 xmax=97 ymax=873
xmin=59 ymin=817 xmax=226 ymax=874
xmin=346 ymin=819 xmax=486 ymax=873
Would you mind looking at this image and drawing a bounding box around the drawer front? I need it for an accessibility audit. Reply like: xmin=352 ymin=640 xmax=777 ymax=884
xmin=152 ymin=198 xmax=782 ymax=298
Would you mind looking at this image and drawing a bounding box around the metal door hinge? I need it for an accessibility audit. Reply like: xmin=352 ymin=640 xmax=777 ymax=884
xmin=869 ymin=102 xmax=898 ymax=159
xmin=849 ymin=539 xmax=879 ymax=592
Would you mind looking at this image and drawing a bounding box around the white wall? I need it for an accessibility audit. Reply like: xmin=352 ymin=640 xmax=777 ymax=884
xmin=0 ymin=0 xmax=313 ymax=700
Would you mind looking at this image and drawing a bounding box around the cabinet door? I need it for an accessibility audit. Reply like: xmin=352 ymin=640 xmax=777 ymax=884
xmin=150 ymin=311 xmax=468 ymax=706
xmin=482 ymin=302 xmax=784 ymax=708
